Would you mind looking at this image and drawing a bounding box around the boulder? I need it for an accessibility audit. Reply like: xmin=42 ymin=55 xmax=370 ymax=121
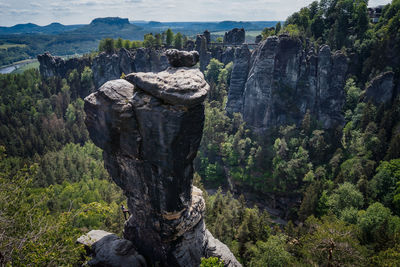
xmin=77 ymin=230 xmax=147 ymax=267
xmin=165 ymin=49 xmax=199 ymax=68
xmin=223 ymin=28 xmax=245 ymax=45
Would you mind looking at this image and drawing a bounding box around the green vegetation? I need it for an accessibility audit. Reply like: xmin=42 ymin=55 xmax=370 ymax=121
xmin=0 ymin=0 xmax=400 ymax=265
xmin=197 ymin=1 xmax=400 ymax=257
xmin=97 ymin=28 xmax=188 ymax=53
xmin=0 ymin=43 xmax=27 ymax=49
xmin=0 ymin=67 xmax=125 ymax=264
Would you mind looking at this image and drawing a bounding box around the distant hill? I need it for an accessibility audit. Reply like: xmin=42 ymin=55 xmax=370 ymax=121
xmin=0 ymin=17 xmax=280 ymax=66
xmin=67 ymin=17 xmax=143 ymax=39
xmin=0 ymin=22 xmax=83 ymax=34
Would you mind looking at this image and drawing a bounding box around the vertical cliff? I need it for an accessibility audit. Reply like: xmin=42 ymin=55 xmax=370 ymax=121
xmin=84 ymin=49 xmax=241 ymax=266
xmin=226 ymin=34 xmax=348 ymax=131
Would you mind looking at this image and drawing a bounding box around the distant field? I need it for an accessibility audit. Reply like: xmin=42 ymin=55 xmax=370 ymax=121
xmin=0 ymin=43 xmax=27 ymax=49
xmin=12 ymin=61 xmax=39 ymax=73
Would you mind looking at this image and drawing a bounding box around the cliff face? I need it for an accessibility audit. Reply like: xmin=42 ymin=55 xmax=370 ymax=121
xmin=227 ymin=35 xmax=348 ymax=131
xmin=37 ymin=52 xmax=91 ymax=79
xmin=223 ymin=28 xmax=245 ymax=45
xmin=38 ymin=48 xmax=168 ymax=91
xmin=84 ymin=50 xmax=241 ymax=266
xmin=364 ymin=71 xmax=397 ymax=104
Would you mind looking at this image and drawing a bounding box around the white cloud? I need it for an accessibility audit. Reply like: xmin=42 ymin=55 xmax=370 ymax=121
xmin=0 ymin=0 xmax=393 ymax=26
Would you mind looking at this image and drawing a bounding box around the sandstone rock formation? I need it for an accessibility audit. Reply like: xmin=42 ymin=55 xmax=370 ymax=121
xmin=226 ymin=45 xmax=251 ymax=114
xmin=84 ymin=50 xmax=241 ymax=266
xmin=196 ymin=33 xmax=212 ymax=72
xmin=91 ymin=48 xmax=136 ymax=89
xmin=77 ymin=230 xmax=147 ymax=267
xmin=92 ymin=48 xmax=168 ymax=89
xmin=38 ymin=48 xmax=168 ymax=92
xmin=38 ymin=52 xmax=91 ymax=79
xmin=227 ymin=34 xmax=348 ymax=131
xmin=255 ymin=35 xmax=263 ymax=44
xmin=365 ymin=71 xmax=396 ymax=104
xmin=165 ymin=49 xmax=199 ymax=68
xmin=223 ymin=28 xmax=245 ymax=45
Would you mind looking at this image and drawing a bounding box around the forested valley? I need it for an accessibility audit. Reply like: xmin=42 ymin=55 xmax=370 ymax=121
xmin=1 ymin=0 xmax=400 ymax=266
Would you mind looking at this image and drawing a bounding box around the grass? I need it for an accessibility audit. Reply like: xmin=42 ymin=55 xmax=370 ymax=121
xmin=12 ymin=61 xmax=40 ymax=74
xmin=0 ymin=43 xmax=27 ymax=49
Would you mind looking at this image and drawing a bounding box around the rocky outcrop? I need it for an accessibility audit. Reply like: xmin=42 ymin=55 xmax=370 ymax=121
xmin=227 ymin=35 xmax=348 ymax=131
xmin=255 ymin=35 xmax=262 ymax=44
xmin=223 ymin=28 xmax=245 ymax=45
xmin=92 ymin=48 xmax=136 ymax=89
xmin=93 ymin=48 xmax=169 ymax=89
xmin=198 ymin=35 xmax=212 ymax=72
xmin=226 ymin=45 xmax=251 ymax=114
xmin=133 ymin=48 xmax=169 ymax=73
xmin=77 ymin=230 xmax=147 ymax=267
xmin=38 ymin=48 xmax=169 ymax=91
xmin=221 ymin=47 xmax=235 ymax=65
xmin=365 ymin=71 xmax=395 ymax=104
xmin=37 ymin=52 xmax=91 ymax=79
xmin=84 ymin=50 xmax=241 ymax=266
xmin=203 ymin=30 xmax=211 ymax=46
xmin=165 ymin=49 xmax=199 ymax=68
xmin=185 ymin=40 xmax=195 ymax=51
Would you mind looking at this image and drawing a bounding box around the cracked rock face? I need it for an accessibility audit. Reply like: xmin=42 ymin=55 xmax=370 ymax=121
xmin=227 ymin=35 xmax=348 ymax=131
xmin=365 ymin=71 xmax=395 ymax=104
xmin=84 ymin=51 xmax=241 ymax=266
xmin=165 ymin=49 xmax=199 ymax=68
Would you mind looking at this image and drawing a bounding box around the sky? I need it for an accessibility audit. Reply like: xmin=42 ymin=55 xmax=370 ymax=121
xmin=0 ymin=0 xmax=393 ymax=27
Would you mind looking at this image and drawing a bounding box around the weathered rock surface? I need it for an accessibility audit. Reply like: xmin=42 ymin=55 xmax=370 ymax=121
xmin=195 ymin=31 xmax=212 ymax=71
xmin=38 ymin=48 xmax=169 ymax=92
xmin=226 ymin=45 xmax=251 ymax=114
xmin=37 ymin=52 xmax=91 ymax=79
xmin=365 ymin=71 xmax=395 ymax=104
xmin=84 ymin=51 xmax=241 ymax=266
xmin=92 ymin=48 xmax=136 ymax=89
xmin=185 ymin=39 xmax=195 ymax=51
xmin=77 ymin=230 xmax=147 ymax=267
xmin=224 ymin=28 xmax=245 ymax=45
xmin=125 ymin=68 xmax=209 ymax=106
xmin=255 ymin=35 xmax=263 ymax=44
xmin=133 ymin=48 xmax=169 ymax=73
xmin=221 ymin=47 xmax=235 ymax=65
xmin=227 ymin=35 xmax=348 ymax=131
xmin=165 ymin=49 xmax=199 ymax=67
xmin=92 ymin=48 xmax=169 ymax=89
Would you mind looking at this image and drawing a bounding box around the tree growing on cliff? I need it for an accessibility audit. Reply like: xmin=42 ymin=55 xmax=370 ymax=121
xmin=174 ymin=32 xmax=183 ymax=50
xmin=98 ymin=38 xmax=115 ymax=53
xmin=165 ymin=28 xmax=174 ymax=47
xmin=143 ymin=33 xmax=156 ymax=48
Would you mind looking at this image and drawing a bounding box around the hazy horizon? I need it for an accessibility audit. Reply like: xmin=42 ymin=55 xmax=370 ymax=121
xmin=0 ymin=0 xmax=392 ymax=27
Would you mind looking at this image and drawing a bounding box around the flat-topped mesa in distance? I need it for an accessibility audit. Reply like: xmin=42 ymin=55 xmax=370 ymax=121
xmin=84 ymin=49 xmax=241 ymax=266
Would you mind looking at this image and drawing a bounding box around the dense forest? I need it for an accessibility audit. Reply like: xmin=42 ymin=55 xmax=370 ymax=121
xmin=0 ymin=0 xmax=400 ymax=266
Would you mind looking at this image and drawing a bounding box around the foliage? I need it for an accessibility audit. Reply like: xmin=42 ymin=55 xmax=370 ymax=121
xmin=299 ymin=215 xmax=368 ymax=266
xmin=248 ymin=235 xmax=293 ymax=267
xmin=200 ymin=257 xmax=224 ymax=267
xmin=165 ymin=28 xmax=174 ymax=47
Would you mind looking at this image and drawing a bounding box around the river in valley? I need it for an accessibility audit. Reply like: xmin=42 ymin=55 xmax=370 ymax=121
xmin=0 ymin=60 xmax=37 ymax=74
